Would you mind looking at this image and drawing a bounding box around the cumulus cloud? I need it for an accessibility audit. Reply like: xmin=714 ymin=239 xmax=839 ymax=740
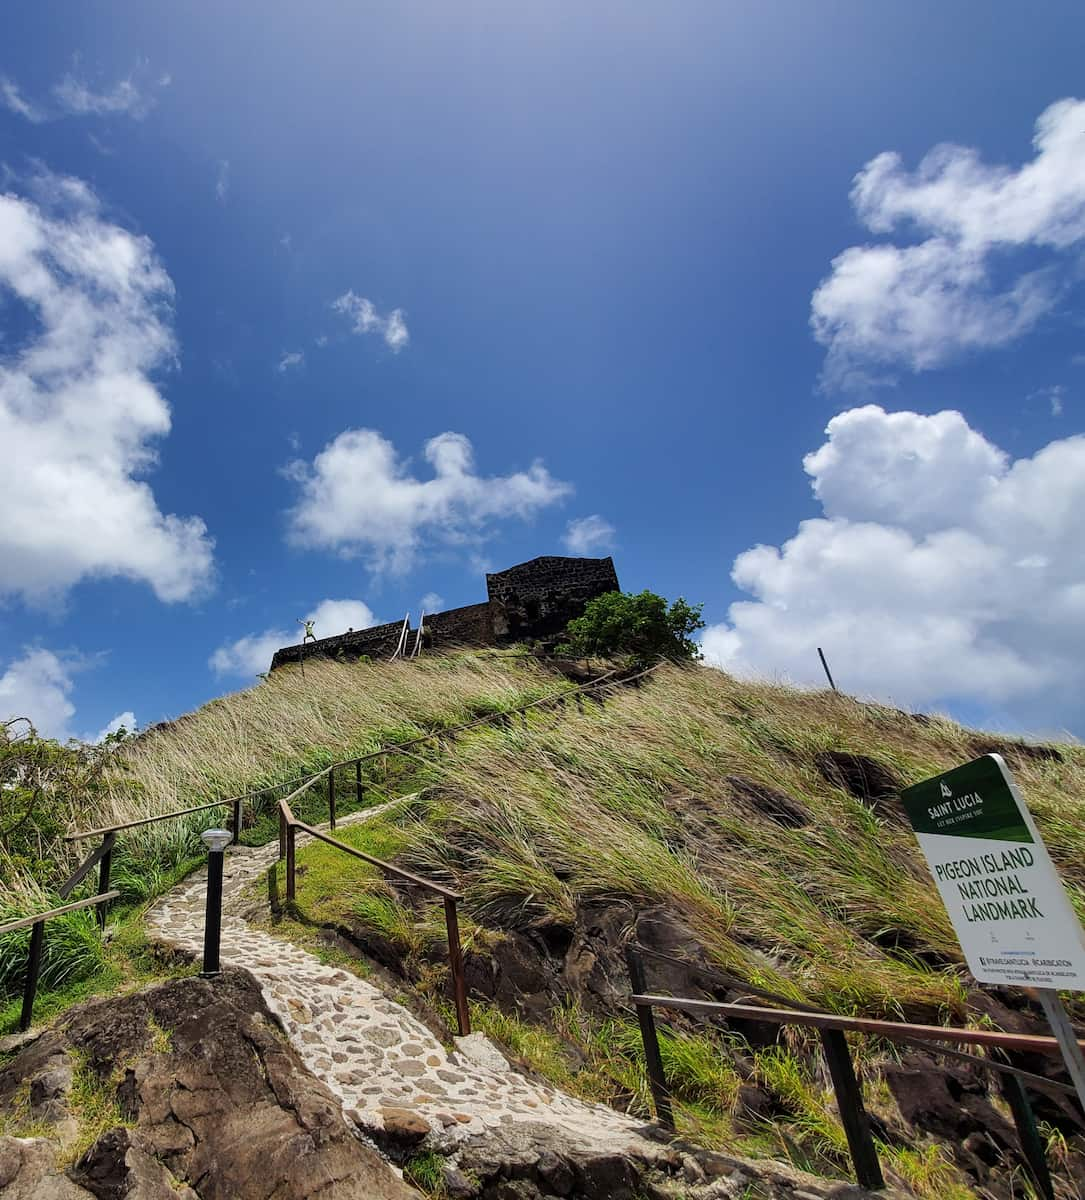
xmin=0 ymin=648 xmax=133 ymax=742
xmin=419 ymin=592 xmax=444 ymax=614
xmin=0 ymin=649 xmax=77 ymax=739
xmin=277 ymin=350 xmax=304 ymax=372
xmin=209 ymin=598 xmax=379 ymax=679
xmin=701 ymin=405 xmax=1085 ymax=734
xmin=563 ymin=515 xmax=616 ymax=555
xmin=812 ymin=98 xmax=1085 ymax=387
xmin=94 ymin=710 xmax=136 ymax=742
xmin=284 ymin=429 xmax=571 ymax=573
xmin=332 ymin=290 xmax=409 ymax=352
xmin=0 ymin=169 xmax=215 ymax=605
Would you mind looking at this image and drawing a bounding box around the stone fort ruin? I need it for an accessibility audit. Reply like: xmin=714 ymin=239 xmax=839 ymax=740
xmin=269 ymin=555 xmax=620 ymax=671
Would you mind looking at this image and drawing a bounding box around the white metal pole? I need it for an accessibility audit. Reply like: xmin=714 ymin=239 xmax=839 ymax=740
xmin=1035 ymin=988 xmax=1085 ymax=1114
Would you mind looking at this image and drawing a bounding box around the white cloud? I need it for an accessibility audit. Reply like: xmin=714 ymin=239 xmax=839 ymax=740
xmin=2 ymin=65 xmax=168 ymax=124
xmin=0 ymin=169 xmax=215 ymax=605
xmin=306 ymin=598 xmax=378 ymax=634
xmin=563 ymin=514 xmax=616 ymax=555
xmin=93 ymin=710 xmax=136 ymax=743
xmin=285 ymin=429 xmax=572 ymax=573
xmin=209 ymin=598 xmax=379 ymax=679
xmin=1 ymin=78 xmax=45 ymax=123
xmin=0 ymin=649 xmax=76 ymax=739
xmin=208 ymin=631 xmax=285 ymax=680
xmin=813 ymin=98 xmax=1085 ymax=387
xmin=701 ymin=405 xmax=1085 ymax=734
xmin=332 ymin=290 xmax=409 ymax=352
xmin=419 ymin=592 xmax=444 ymax=614
xmin=0 ymin=647 xmax=136 ymax=742
xmin=278 ymin=350 xmax=304 ymax=372
xmin=215 ymin=160 xmax=230 ymax=202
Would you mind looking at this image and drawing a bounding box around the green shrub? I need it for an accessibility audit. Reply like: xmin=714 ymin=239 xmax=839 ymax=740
xmin=556 ymin=590 xmax=704 ymax=665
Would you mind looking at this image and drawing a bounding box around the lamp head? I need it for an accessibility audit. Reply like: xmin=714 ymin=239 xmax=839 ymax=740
xmin=200 ymin=828 xmax=232 ymax=853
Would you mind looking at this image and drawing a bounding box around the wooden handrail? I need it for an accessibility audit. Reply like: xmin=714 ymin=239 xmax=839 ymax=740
xmin=0 ymin=891 xmax=121 ymax=935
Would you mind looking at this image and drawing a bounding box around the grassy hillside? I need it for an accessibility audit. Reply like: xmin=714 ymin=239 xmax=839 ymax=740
xmin=5 ymin=648 xmax=1084 ymax=1195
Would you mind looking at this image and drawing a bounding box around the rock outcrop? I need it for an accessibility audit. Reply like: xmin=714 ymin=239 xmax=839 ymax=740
xmin=0 ymin=971 xmax=418 ymax=1200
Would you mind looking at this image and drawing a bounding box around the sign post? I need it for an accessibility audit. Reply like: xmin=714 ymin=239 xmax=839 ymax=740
xmin=901 ymin=754 xmax=1085 ymax=1112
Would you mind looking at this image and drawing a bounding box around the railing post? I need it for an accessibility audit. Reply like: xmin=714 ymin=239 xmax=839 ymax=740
xmin=200 ymin=830 xmax=229 ymax=977
xmin=19 ymin=920 xmax=45 ymax=1032
xmin=624 ymin=946 xmax=674 ymax=1128
xmin=355 ymin=759 xmax=362 ymax=809
xmin=286 ymin=823 xmax=296 ymax=904
xmin=444 ymin=897 xmax=471 ymax=1037
xmin=231 ymin=798 xmax=243 ymax=845
xmin=96 ymin=832 xmax=115 ymax=929
xmin=279 ymin=806 xmax=286 ymax=861
xmin=819 ymin=1029 xmax=884 ymax=1191
xmin=328 ymin=766 xmax=336 ymax=831
xmin=995 ymin=1052 xmax=1055 ymax=1200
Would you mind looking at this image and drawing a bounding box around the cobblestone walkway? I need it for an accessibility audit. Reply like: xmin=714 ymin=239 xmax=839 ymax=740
xmin=146 ymin=803 xmax=655 ymax=1156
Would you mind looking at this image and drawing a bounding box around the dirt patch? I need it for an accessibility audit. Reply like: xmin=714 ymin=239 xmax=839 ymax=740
xmin=970 ymin=738 xmax=1064 ymax=766
xmin=813 ymin=751 xmax=902 ymax=817
xmin=725 ymin=775 xmax=812 ymax=829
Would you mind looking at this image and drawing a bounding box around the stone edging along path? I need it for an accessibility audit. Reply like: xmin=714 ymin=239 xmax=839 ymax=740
xmin=146 ymin=802 xmax=660 ymax=1159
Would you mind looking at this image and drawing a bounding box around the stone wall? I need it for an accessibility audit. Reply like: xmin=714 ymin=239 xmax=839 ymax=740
xmin=487 ymin=556 xmax=619 ymax=643
xmin=268 ymin=556 xmax=619 ymax=672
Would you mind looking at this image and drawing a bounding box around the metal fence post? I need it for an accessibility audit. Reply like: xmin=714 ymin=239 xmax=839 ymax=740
xmin=286 ymin=823 xmax=296 ymax=903
xmin=19 ymin=920 xmax=45 ymax=1032
xmin=444 ymin=897 xmax=471 ymax=1037
xmin=624 ymin=946 xmax=674 ymax=1128
xmin=995 ymin=1052 xmax=1055 ymax=1200
xmin=231 ymin=798 xmax=243 ymax=845
xmin=328 ymin=766 xmax=336 ymax=831
xmin=279 ymin=807 xmax=286 ymax=861
xmin=819 ymin=1029 xmax=884 ymax=1191
xmin=96 ymin=832 xmax=114 ymax=929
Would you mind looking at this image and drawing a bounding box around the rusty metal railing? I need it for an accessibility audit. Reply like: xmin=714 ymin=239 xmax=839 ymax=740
xmin=625 ymin=945 xmax=1068 ymax=1198
xmin=276 ymin=783 xmax=471 ymax=1038
xmin=2 ymin=890 xmax=120 ymax=1031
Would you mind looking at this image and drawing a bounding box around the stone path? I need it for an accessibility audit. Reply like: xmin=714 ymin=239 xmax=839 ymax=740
xmin=146 ymin=802 xmax=657 ymax=1158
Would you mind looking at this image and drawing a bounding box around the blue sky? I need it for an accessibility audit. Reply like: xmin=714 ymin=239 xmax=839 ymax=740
xmin=1 ymin=3 xmax=1084 ymax=740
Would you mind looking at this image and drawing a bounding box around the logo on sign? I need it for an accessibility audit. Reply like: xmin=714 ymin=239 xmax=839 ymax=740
xmin=940 ymin=782 xmax=952 ymax=799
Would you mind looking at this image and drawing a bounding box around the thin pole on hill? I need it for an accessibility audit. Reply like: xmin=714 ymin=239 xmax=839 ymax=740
xmin=817 ymin=647 xmax=838 ymax=692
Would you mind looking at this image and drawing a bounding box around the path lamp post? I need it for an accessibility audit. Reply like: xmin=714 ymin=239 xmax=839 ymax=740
xmin=200 ymin=828 xmax=232 ymax=977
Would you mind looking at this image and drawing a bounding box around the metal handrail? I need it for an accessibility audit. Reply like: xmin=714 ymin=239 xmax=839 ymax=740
xmin=630 ymin=994 xmax=1085 ymax=1058
xmin=67 ymin=796 xmax=241 ymax=841
xmin=0 ymin=891 xmax=121 ymax=936
xmin=3 ymin=890 xmax=121 ymax=1033
xmin=625 ymin=948 xmax=1060 ymax=1199
xmin=277 ymin=789 xmax=471 ymax=1038
xmin=626 ymin=942 xmax=1076 ymax=1098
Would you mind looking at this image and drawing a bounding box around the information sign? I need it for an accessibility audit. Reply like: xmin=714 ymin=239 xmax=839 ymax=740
xmin=900 ymin=754 xmax=1085 ymax=989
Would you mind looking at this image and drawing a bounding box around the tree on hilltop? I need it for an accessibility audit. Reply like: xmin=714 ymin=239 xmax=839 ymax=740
xmin=556 ymin=590 xmax=704 ymax=665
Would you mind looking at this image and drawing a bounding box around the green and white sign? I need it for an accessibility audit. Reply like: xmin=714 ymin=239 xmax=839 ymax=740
xmin=901 ymin=754 xmax=1085 ymax=989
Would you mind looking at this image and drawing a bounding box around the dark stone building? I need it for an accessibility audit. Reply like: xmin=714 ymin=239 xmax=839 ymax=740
xmin=269 ymin=555 xmax=619 ymax=672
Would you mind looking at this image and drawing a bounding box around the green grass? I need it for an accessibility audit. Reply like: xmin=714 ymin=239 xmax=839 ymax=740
xmin=0 ymin=906 xmax=198 ymax=1036
xmin=65 ymin=1049 xmax=129 ymax=1164
xmin=7 ymin=649 xmax=1083 ymax=1196
xmin=404 ymin=1151 xmax=450 ymax=1197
